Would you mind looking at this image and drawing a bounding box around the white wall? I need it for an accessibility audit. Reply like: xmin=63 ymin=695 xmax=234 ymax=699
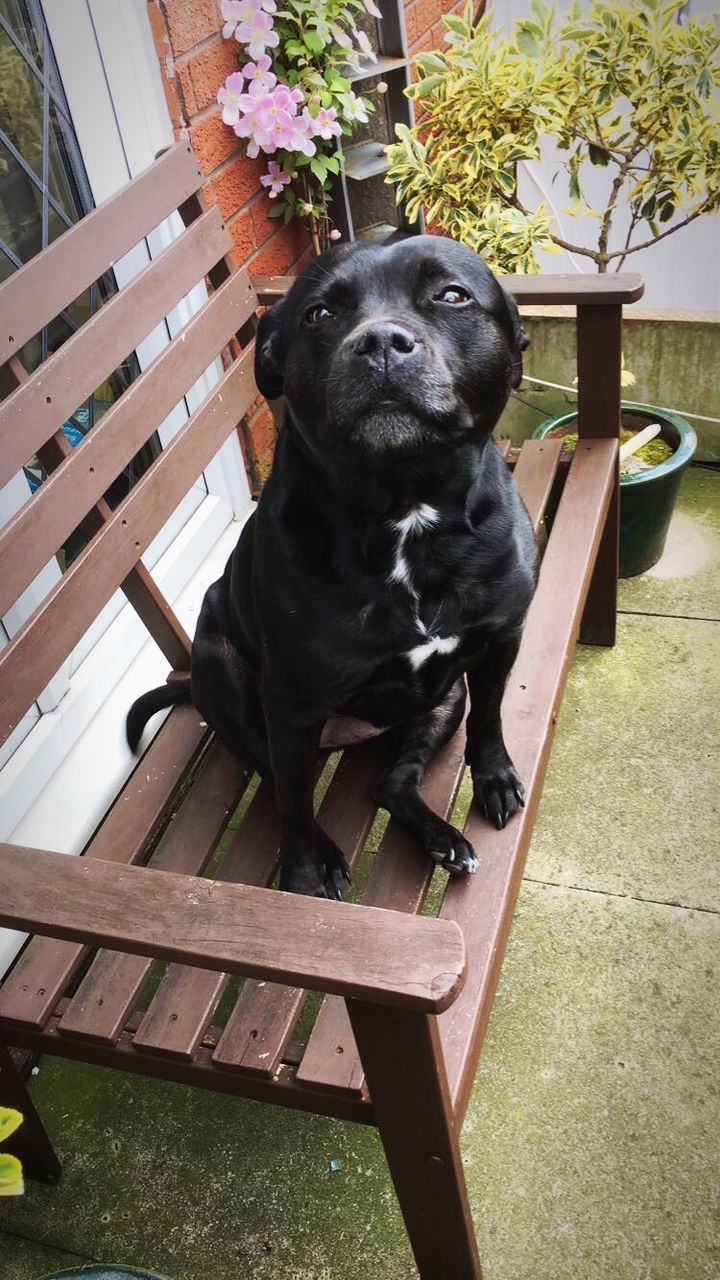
xmin=487 ymin=0 xmax=720 ymax=310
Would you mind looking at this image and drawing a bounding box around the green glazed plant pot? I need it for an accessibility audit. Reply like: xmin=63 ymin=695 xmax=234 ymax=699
xmin=40 ymin=1268 xmax=170 ymax=1280
xmin=531 ymin=403 xmax=697 ymax=578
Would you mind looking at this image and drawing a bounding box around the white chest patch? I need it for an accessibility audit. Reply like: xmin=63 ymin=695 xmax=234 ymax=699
xmin=388 ymin=503 xmax=439 ymax=595
xmin=406 ymin=632 xmax=460 ymax=671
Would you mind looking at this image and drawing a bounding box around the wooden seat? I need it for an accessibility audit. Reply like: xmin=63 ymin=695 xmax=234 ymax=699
xmin=0 ymin=141 xmax=643 ymax=1279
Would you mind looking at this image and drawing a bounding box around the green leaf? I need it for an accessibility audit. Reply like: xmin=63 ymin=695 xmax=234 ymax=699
xmin=0 ymin=1153 xmax=23 ymax=1197
xmin=659 ymin=201 xmax=675 ymax=222
xmin=516 ymin=30 xmax=541 ymax=57
xmin=267 ymin=204 xmax=285 ymax=218
xmin=0 ymin=1110 xmax=22 ymax=1144
xmin=496 ymin=168 xmax=516 ymax=195
xmin=305 ymin=31 xmax=325 ymax=55
xmin=588 ymin=144 xmax=610 ymax=166
xmin=568 ymin=172 xmax=581 ymax=201
xmin=413 ymin=74 xmax=444 ymax=98
xmin=310 ymin=157 xmax=328 ymax=181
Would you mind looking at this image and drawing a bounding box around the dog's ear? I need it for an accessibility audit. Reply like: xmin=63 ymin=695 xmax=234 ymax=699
xmin=501 ymin=287 xmax=530 ymax=389
xmin=254 ymin=302 xmax=286 ymax=400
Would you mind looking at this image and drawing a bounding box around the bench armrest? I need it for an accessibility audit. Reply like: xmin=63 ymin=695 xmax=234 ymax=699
xmin=0 ymin=845 xmax=465 ymax=1014
xmin=252 ymin=272 xmax=645 ymax=308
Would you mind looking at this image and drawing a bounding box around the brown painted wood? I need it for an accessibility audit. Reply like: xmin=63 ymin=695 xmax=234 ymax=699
xmin=576 ymin=304 xmax=622 ymax=646
xmin=0 ymin=1041 xmax=61 ymax=1184
xmin=0 ymin=207 xmax=231 ymax=491
xmin=2 ymin=1016 xmax=374 ymax=1128
xmin=253 ymin=273 xmax=644 ymax=307
xmin=0 ymin=350 xmax=256 ymax=747
xmin=295 ymin=439 xmax=562 ymax=1097
xmin=57 ymin=743 xmax=250 ymax=1045
xmin=17 ymin=402 xmax=191 ymax=671
xmin=212 ymin=741 xmax=385 ymax=1077
xmin=0 ymin=270 xmax=257 ymax=619
xmin=0 ymin=143 xmax=204 ymax=367
xmin=0 ymin=706 xmax=208 ymax=1030
xmin=438 ymin=439 xmax=617 ymax=1121
xmin=132 ymin=776 xmax=281 ymax=1061
xmin=512 ymin=439 xmax=564 ymax=534
xmin=347 ymin=1000 xmax=483 ymax=1279
xmin=0 ymin=845 xmax=466 ymax=1013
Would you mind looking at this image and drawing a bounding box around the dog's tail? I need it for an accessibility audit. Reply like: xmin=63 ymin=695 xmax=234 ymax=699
xmin=126 ymin=678 xmax=192 ymax=753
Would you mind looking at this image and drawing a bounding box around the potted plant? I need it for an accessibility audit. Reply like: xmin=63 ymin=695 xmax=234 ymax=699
xmin=385 ymin=0 xmax=719 ymax=573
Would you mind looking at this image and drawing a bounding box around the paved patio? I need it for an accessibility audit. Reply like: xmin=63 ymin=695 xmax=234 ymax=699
xmin=1 ymin=466 xmax=718 ymax=1280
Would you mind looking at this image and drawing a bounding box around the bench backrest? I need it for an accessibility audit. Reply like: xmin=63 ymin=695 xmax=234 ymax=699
xmin=0 ymin=142 xmax=259 ymax=751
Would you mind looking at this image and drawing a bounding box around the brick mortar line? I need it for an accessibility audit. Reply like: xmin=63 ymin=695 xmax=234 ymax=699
xmin=174 ymin=28 xmax=229 ymax=66
xmin=522 ymin=874 xmax=720 ymax=917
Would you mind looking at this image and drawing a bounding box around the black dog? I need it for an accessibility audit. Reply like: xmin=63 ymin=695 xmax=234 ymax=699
xmin=127 ymin=235 xmax=537 ymax=899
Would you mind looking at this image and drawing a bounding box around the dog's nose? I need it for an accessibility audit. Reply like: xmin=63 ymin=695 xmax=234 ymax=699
xmin=353 ymin=322 xmax=418 ymax=370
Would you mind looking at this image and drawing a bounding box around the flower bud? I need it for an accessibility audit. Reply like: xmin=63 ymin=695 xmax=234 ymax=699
xmin=303 ymin=201 xmax=313 ymax=214
xmin=376 ymin=80 xmax=388 ymax=94
xmin=330 ymin=229 xmax=342 ymax=241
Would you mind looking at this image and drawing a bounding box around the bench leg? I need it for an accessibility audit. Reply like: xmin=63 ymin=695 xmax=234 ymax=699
xmin=347 ymin=1000 xmax=483 ymax=1280
xmin=0 ymin=1041 xmax=61 ymax=1184
xmin=575 ymin=302 xmax=622 ymax=648
xmin=579 ymin=474 xmax=619 ymax=647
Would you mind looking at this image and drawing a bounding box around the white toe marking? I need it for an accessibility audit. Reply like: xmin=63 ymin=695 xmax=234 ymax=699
xmin=406 ymin=633 xmax=459 ymax=670
xmin=447 ymin=850 xmax=455 ymax=862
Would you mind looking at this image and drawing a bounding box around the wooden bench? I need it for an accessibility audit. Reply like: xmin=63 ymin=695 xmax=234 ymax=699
xmin=0 ymin=141 xmax=643 ymax=1279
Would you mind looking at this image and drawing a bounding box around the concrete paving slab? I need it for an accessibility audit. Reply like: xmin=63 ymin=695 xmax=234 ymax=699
xmin=523 ymin=613 xmax=720 ymax=909
xmin=466 ymin=882 xmax=720 ymax=1280
xmin=618 ymin=467 xmax=720 ymax=621
xmin=1 ymin=883 xmax=717 ymax=1280
xmin=0 ymin=1233 xmax=92 ymax=1280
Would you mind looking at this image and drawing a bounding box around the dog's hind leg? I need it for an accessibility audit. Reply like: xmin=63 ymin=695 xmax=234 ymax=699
xmin=371 ymin=678 xmax=477 ymax=875
xmin=191 ymin=583 xmax=271 ymax=778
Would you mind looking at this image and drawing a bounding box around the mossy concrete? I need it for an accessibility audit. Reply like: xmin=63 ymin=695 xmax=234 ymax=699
xmin=496 ymin=310 xmax=720 ymax=461
xmin=618 ymin=468 xmax=720 ymax=621
xmin=1 ymin=474 xmax=718 ymax=1280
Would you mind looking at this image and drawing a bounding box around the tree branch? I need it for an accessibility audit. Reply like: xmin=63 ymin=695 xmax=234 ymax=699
xmin=606 ymin=207 xmax=707 ymax=259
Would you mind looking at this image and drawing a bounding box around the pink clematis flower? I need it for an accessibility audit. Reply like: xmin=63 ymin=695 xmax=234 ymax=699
xmin=241 ymin=55 xmax=276 ymax=95
xmin=260 ymin=160 xmax=291 ymax=197
xmin=217 ymin=70 xmax=245 ymax=126
xmin=312 ymin=106 xmax=342 ymax=140
xmin=236 ymin=9 xmax=280 ymax=60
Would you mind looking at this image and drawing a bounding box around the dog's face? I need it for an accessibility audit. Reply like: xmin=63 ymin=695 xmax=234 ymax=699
xmin=255 ymin=236 xmax=528 ymax=462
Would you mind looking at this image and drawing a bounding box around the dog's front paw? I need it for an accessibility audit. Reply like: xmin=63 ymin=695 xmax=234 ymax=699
xmin=471 ymin=750 xmax=525 ymax=831
xmin=425 ymin=818 xmax=477 ymax=876
xmin=279 ymin=830 xmax=352 ymax=900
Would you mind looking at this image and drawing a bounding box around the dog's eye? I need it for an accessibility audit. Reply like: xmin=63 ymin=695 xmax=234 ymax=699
xmin=436 ymin=287 xmax=471 ymax=306
xmin=306 ymin=304 xmax=334 ymax=325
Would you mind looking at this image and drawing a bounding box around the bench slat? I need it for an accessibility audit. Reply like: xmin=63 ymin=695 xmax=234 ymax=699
xmin=211 ymin=742 xmax=385 ymax=1077
xmin=0 ymin=847 xmax=467 ymax=1014
xmin=0 ymin=350 xmax=256 ymax=747
xmin=295 ymin=724 xmax=467 ymax=1095
xmin=294 ymin=437 xmax=564 ymax=1096
xmin=253 ymin=272 xmax=644 ymax=307
xmin=129 ymin=776 xmax=280 ymax=1059
xmin=0 ymin=705 xmax=209 ymax=1030
xmin=439 ymin=438 xmax=617 ymax=1119
xmin=0 ymin=142 xmax=204 ymax=367
xmin=0 ymin=269 xmax=257 ymax=619
xmin=0 ymin=207 xmax=231 ymax=492
xmin=2 ymin=360 xmax=191 ymax=672
xmin=56 ymin=744 xmax=250 ymax=1045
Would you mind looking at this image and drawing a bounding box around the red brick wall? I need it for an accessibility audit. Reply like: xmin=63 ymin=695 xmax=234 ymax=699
xmin=405 ymin=0 xmax=469 ymax=61
xmin=145 ymin=0 xmax=466 ymax=489
xmin=146 ymin=0 xmax=311 ymax=490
